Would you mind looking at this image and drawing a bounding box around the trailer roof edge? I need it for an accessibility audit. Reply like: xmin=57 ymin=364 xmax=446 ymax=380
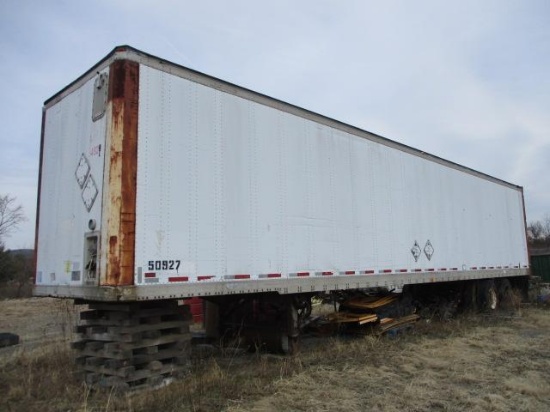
xmin=42 ymin=45 xmax=523 ymax=192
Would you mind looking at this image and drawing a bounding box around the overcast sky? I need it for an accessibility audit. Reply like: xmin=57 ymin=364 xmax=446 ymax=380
xmin=1 ymin=0 xmax=549 ymax=249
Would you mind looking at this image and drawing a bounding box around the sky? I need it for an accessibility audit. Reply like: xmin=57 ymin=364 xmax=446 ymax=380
xmin=0 ymin=0 xmax=549 ymax=249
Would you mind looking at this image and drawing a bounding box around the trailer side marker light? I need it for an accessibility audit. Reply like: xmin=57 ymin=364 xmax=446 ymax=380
xmin=168 ymin=276 xmax=189 ymax=282
xmin=144 ymin=272 xmax=156 ymax=278
xmin=198 ymin=276 xmax=214 ymax=281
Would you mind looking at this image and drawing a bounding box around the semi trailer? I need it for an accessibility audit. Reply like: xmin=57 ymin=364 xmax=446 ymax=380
xmin=34 ymin=45 xmax=529 ymax=387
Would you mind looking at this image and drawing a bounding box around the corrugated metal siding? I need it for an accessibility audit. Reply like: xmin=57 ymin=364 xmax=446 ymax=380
xmin=531 ymin=254 xmax=550 ymax=282
xmin=133 ymin=64 xmax=529 ymax=285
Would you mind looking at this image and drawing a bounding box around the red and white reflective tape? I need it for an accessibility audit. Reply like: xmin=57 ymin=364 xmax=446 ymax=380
xmin=141 ymin=264 xmax=523 ymax=284
xmin=224 ymin=274 xmax=250 ymax=280
xmin=168 ymin=276 xmax=189 ymax=282
xmin=289 ymin=272 xmax=310 ymax=278
xmin=259 ymin=273 xmax=282 ymax=279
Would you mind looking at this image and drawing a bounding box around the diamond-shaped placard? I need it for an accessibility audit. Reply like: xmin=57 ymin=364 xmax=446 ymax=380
xmin=411 ymin=241 xmax=421 ymax=262
xmin=81 ymin=175 xmax=98 ymax=212
xmin=424 ymin=240 xmax=434 ymax=261
xmin=75 ymin=154 xmax=91 ymax=188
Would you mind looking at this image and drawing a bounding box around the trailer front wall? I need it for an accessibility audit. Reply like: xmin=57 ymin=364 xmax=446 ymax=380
xmin=134 ymin=64 xmax=528 ymax=286
xmin=36 ymin=72 xmax=108 ymax=287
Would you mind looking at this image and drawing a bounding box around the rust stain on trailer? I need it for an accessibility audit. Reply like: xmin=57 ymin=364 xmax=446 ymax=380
xmin=102 ymin=59 xmax=139 ymax=286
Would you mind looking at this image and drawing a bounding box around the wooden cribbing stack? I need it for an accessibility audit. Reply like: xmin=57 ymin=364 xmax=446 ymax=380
xmin=72 ymin=300 xmax=191 ymax=389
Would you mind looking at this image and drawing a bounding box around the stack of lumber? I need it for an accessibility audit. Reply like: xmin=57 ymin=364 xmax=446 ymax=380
xmin=341 ymin=295 xmax=398 ymax=310
xmin=323 ymin=294 xmax=419 ymax=334
xmin=377 ymin=314 xmax=420 ymax=335
xmin=325 ymin=312 xmax=378 ymax=325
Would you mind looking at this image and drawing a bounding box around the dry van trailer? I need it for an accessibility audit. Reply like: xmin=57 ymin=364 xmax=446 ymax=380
xmin=34 ymin=46 xmax=529 ymax=386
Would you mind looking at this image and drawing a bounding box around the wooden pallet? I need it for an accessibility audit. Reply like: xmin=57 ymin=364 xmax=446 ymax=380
xmin=73 ymin=300 xmax=191 ymax=389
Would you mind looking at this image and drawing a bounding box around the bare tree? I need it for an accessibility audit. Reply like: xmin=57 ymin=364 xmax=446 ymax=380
xmin=527 ymin=215 xmax=550 ymax=247
xmin=543 ymin=215 xmax=550 ymax=241
xmin=527 ymin=221 xmax=543 ymax=242
xmin=0 ymin=195 xmax=27 ymax=245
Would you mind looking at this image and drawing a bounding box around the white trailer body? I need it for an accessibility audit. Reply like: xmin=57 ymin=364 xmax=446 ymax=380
xmin=34 ymin=46 xmax=529 ymax=301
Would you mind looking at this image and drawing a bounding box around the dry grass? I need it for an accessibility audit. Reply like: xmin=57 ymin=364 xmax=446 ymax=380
xmin=229 ymin=309 xmax=550 ymax=412
xmin=1 ymin=299 xmax=549 ymax=411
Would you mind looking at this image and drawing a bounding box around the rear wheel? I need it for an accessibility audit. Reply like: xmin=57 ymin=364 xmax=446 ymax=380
xmin=477 ymin=279 xmax=498 ymax=311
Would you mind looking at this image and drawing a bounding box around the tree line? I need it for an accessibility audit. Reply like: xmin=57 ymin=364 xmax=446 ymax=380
xmin=527 ymin=216 xmax=550 ymax=248
xmin=0 ymin=194 xmax=32 ymax=298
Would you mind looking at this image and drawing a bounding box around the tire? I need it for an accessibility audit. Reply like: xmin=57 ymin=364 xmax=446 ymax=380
xmin=0 ymin=332 xmax=20 ymax=348
xmin=477 ymin=279 xmax=498 ymax=311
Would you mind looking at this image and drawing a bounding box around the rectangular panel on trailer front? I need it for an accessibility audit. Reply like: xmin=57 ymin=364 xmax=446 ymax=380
xmin=35 ymin=69 xmax=109 ymax=289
